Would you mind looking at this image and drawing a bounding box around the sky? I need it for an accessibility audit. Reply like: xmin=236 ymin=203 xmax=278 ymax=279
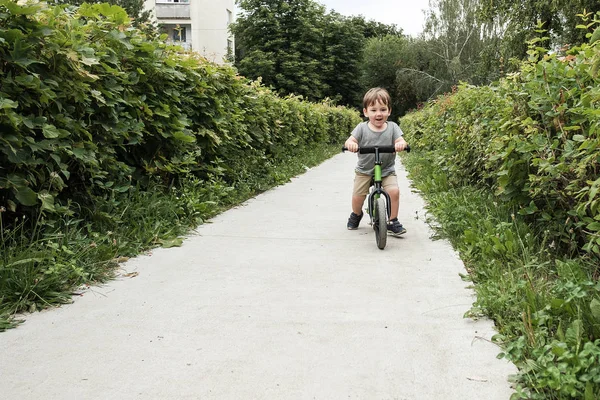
xmin=316 ymin=0 xmax=431 ymax=37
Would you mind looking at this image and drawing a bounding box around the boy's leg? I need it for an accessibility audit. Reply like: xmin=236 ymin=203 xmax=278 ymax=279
xmin=351 ymin=172 xmax=371 ymax=215
xmin=383 ymin=175 xmax=406 ymax=236
xmin=347 ymin=173 xmax=371 ymax=229
xmin=352 ymin=195 xmax=366 ymax=215
xmin=387 ymin=187 xmax=399 ymax=219
xmin=382 ymin=175 xmax=400 ymax=219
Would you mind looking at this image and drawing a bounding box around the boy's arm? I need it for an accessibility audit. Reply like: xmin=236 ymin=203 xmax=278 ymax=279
xmin=344 ymin=136 xmax=359 ymax=153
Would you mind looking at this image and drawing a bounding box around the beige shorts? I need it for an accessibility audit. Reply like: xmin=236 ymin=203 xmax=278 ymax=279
xmin=352 ymin=172 xmax=398 ymax=196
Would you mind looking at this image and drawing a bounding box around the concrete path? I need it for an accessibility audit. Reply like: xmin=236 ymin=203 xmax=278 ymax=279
xmin=0 ymin=153 xmax=516 ymax=400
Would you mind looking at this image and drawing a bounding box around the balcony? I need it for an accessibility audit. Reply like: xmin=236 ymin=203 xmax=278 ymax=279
xmin=155 ymin=3 xmax=190 ymax=19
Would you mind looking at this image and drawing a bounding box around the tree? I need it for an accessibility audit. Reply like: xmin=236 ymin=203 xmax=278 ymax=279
xmin=320 ymin=12 xmax=365 ymax=106
xmin=232 ymin=0 xmax=328 ymax=101
xmin=347 ymin=15 xmax=403 ymax=39
xmin=479 ymin=0 xmax=600 ymax=61
xmin=418 ymin=0 xmax=505 ymax=96
xmin=359 ymin=35 xmax=439 ymax=117
xmin=231 ymin=0 xmax=404 ymax=105
xmin=360 ymin=35 xmax=407 ymax=111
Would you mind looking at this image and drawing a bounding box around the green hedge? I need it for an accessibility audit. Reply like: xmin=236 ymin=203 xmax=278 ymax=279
xmin=0 ymin=1 xmax=360 ymax=326
xmin=400 ymin=20 xmax=600 ymax=399
xmin=402 ymin=24 xmax=600 ymax=262
xmin=0 ymin=0 xmax=359 ymax=224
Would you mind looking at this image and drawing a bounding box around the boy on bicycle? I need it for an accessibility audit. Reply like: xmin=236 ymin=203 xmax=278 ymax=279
xmin=344 ymin=87 xmax=408 ymax=237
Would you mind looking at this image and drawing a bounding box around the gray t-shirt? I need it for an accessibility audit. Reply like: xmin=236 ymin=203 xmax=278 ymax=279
xmin=351 ymin=121 xmax=404 ymax=176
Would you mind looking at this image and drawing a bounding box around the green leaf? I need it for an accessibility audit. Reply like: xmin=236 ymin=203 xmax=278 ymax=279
xmin=585 ymin=381 xmax=595 ymax=400
xmin=172 ymin=130 xmax=196 ymax=143
xmin=8 ymin=38 xmax=40 ymax=69
xmin=557 ymin=321 xmax=565 ymax=342
xmin=551 ymin=343 xmax=567 ymax=356
xmin=114 ymin=185 xmax=130 ymax=193
xmin=5 ymin=257 xmax=46 ymax=268
xmin=572 ymin=134 xmax=586 ymax=142
xmin=0 ymin=98 xmax=18 ymax=109
xmin=590 ymin=27 xmax=600 ymax=45
xmin=591 ymin=299 xmax=600 ymax=323
xmin=0 ymin=0 xmax=41 ymax=15
xmin=14 ymin=186 xmax=37 ymax=206
xmin=42 ymin=124 xmax=60 ymax=139
xmin=70 ymin=147 xmax=88 ymax=160
xmin=159 ymin=238 xmax=184 ymax=248
xmin=565 ymin=319 xmax=583 ymax=349
xmin=7 ymin=200 xmax=17 ymax=212
xmin=38 ymin=191 xmax=56 ymax=213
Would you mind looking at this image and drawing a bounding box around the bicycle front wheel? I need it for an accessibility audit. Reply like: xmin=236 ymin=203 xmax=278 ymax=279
xmin=374 ymin=196 xmax=387 ymax=250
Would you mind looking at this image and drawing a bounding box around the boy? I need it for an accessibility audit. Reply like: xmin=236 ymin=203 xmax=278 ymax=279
xmin=344 ymin=87 xmax=408 ymax=237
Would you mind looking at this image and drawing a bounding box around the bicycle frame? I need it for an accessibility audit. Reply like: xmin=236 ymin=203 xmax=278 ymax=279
xmin=367 ymin=148 xmax=392 ymax=222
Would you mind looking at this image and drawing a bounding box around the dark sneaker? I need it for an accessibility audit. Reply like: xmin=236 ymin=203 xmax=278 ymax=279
xmin=347 ymin=212 xmax=363 ymax=230
xmin=387 ymin=218 xmax=407 ymax=237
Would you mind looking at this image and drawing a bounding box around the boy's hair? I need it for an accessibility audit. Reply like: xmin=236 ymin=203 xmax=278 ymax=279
xmin=363 ymin=87 xmax=391 ymax=109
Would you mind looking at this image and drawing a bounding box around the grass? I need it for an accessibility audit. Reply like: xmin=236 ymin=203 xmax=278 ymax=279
xmin=401 ymin=151 xmax=600 ymax=400
xmin=0 ymin=144 xmax=341 ymax=330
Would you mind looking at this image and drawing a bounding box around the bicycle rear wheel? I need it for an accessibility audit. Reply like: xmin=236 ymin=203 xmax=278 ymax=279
xmin=374 ymin=196 xmax=387 ymax=250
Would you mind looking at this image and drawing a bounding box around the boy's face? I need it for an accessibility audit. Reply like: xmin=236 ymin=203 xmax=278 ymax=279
xmin=363 ymin=100 xmax=391 ymax=130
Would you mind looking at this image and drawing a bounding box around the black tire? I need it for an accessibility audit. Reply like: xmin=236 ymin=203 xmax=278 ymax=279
xmin=374 ymin=197 xmax=387 ymax=250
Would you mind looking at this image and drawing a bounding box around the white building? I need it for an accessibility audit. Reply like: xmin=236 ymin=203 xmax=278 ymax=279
xmin=144 ymin=0 xmax=235 ymax=64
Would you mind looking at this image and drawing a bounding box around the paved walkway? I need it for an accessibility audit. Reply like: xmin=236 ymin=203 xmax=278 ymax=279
xmin=0 ymin=153 xmax=516 ymax=399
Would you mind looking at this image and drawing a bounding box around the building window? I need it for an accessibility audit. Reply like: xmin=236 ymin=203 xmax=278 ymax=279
xmin=227 ymin=9 xmax=233 ymax=26
xmin=173 ymin=25 xmax=186 ymax=42
xmin=156 ymin=0 xmax=189 ymax=3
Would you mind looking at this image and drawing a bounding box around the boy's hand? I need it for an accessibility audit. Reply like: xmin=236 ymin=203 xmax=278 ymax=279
xmin=394 ymin=138 xmax=408 ymax=152
xmin=345 ymin=139 xmax=359 ymax=153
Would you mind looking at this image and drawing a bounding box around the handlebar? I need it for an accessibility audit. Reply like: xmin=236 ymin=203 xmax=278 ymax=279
xmin=342 ymin=145 xmax=411 ymax=154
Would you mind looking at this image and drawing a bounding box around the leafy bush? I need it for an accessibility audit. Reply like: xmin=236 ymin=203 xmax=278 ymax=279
xmin=400 ymin=14 xmax=600 ymax=399
xmin=403 ymin=16 xmax=600 ymax=263
xmin=0 ymin=1 xmax=360 ymax=328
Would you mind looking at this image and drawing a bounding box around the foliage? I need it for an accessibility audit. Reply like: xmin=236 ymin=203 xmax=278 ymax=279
xmin=402 ymin=152 xmax=600 ymax=399
xmin=360 ymin=35 xmax=441 ymax=118
xmin=232 ymin=0 xmax=328 ymax=101
xmin=400 ymin=15 xmax=600 ymax=397
xmin=479 ymin=0 xmax=600 ymax=62
xmin=50 ymin=0 xmax=153 ymax=28
xmin=231 ymin=0 xmax=403 ymax=107
xmin=403 ymin=16 xmax=600 ymax=260
xmin=345 ymin=14 xmax=403 ymax=39
xmin=0 ymin=0 xmax=360 ymax=328
xmin=319 ymin=11 xmax=365 ymax=107
xmin=359 ymin=35 xmax=408 ymax=117
xmin=422 ymin=0 xmax=505 ymax=91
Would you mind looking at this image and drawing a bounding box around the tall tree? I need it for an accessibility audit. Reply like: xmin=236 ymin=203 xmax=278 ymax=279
xmin=320 ymin=12 xmax=365 ymax=106
xmin=359 ymin=35 xmax=438 ymax=117
xmin=231 ymin=0 xmax=403 ymax=105
xmin=232 ymin=0 xmax=328 ymax=101
xmin=347 ymin=15 xmax=403 ymax=39
xmin=423 ymin=0 xmax=489 ymax=84
xmin=419 ymin=0 xmax=505 ymax=96
xmin=479 ymin=0 xmax=600 ymax=59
